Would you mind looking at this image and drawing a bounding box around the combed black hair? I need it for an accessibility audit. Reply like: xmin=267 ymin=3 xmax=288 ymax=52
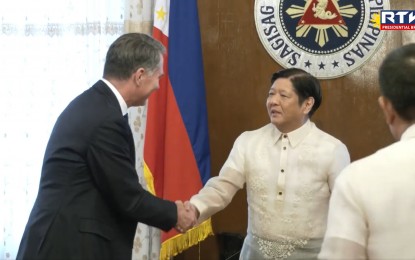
xmin=271 ymin=68 xmax=322 ymax=117
xmin=379 ymin=44 xmax=415 ymax=121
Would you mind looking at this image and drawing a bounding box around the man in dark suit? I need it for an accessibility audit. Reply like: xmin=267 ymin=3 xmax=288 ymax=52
xmin=16 ymin=33 xmax=195 ymax=260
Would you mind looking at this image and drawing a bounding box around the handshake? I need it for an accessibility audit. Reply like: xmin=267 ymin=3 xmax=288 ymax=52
xmin=174 ymin=201 xmax=199 ymax=233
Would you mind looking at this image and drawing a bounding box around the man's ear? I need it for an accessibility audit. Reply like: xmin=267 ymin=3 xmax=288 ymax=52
xmin=134 ymin=68 xmax=145 ymax=85
xmin=303 ymin=97 xmax=315 ymax=115
xmin=378 ymin=95 xmax=396 ymax=125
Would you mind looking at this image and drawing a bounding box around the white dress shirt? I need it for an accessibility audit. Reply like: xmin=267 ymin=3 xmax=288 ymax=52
xmin=319 ymin=124 xmax=415 ymax=260
xmin=191 ymin=120 xmax=350 ymax=259
xmin=101 ymin=78 xmax=128 ymax=116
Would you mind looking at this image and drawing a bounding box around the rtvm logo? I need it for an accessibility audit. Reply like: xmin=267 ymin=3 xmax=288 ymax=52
xmin=373 ymin=10 xmax=415 ymax=30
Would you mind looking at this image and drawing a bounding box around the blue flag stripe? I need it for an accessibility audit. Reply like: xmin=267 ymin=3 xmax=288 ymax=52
xmin=168 ymin=0 xmax=211 ymax=184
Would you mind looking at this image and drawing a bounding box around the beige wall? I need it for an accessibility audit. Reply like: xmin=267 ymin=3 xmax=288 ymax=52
xmin=175 ymin=1 xmax=415 ymax=259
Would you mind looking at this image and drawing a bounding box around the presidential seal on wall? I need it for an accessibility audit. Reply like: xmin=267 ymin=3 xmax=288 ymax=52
xmin=254 ymin=0 xmax=390 ymax=79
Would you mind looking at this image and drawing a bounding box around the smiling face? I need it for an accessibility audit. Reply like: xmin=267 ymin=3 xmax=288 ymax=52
xmin=266 ymin=78 xmax=314 ymax=133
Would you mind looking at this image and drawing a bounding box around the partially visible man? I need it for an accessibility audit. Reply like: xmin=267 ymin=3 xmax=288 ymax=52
xmin=187 ymin=68 xmax=350 ymax=259
xmin=17 ymin=33 xmax=195 ymax=260
xmin=319 ymin=43 xmax=415 ymax=259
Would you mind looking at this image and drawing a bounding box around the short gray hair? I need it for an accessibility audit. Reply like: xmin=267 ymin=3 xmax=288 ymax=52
xmin=103 ymin=33 xmax=165 ymax=80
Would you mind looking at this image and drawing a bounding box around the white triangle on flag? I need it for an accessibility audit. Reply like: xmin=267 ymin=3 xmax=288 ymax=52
xmin=153 ymin=0 xmax=169 ymax=36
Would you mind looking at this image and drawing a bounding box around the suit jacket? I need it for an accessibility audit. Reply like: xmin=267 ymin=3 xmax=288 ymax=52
xmin=17 ymin=80 xmax=177 ymax=260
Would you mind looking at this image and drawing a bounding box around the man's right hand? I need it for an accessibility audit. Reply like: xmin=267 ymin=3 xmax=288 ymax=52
xmin=175 ymin=200 xmax=197 ymax=233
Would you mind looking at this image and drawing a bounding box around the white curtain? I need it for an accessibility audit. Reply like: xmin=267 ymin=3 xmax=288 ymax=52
xmin=0 ymin=0 xmax=158 ymax=259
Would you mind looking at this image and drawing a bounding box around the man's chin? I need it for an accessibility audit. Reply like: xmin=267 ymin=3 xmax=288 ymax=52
xmin=270 ymin=117 xmax=282 ymax=124
xmin=272 ymin=119 xmax=287 ymax=128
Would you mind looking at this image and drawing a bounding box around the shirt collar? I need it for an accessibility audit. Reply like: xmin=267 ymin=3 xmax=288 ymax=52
xmin=401 ymin=123 xmax=415 ymax=141
xmin=271 ymin=126 xmax=283 ymax=144
xmin=272 ymin=120 xmax=313 ymax=147
xmin=101 ymin=78 xmax=128 ymax=116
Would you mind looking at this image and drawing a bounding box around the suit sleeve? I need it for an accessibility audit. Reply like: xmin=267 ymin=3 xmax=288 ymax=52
xmin=86 ymin=117 xmax=177 ymax=231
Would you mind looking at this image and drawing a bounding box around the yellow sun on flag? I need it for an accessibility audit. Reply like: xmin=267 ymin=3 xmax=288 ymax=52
xmin=156 ymin=7 xmax=167 ymax=21
xmin=371 ymin=13 xmax=381 ymax=29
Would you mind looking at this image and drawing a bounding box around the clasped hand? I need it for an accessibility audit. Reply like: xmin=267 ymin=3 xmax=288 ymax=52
xmin=175 ymin=200 xmax=199 ymax=233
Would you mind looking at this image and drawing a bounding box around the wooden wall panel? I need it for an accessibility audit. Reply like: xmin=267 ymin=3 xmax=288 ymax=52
xmin=174 ymin=0 xmax=414 ymax=259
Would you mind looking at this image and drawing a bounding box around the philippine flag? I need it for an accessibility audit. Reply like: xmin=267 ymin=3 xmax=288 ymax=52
xmin=143 ymin=0 xmax=213 ymax=259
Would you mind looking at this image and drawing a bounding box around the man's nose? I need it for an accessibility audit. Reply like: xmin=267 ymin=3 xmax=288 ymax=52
xmin=271 ymin=96 xmax=280 ymax=105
